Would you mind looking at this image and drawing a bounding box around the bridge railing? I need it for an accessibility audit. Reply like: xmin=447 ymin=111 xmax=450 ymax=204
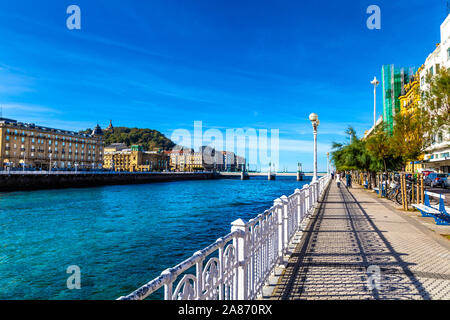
xmin=118 ymin=174 xmax=331 ymax=300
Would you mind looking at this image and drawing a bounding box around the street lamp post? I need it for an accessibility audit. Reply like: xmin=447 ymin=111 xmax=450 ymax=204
xmin=371 ymin=76 xmax=380 ymax=127
xmin=22 ymin=151 xmax=26 ymax=172
xmin=309 ymin=113 xmax=320 ymax=182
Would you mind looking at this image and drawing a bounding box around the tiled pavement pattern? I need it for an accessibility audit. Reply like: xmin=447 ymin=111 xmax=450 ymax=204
xmin=270 ymin=182 xmax=450 ymax=300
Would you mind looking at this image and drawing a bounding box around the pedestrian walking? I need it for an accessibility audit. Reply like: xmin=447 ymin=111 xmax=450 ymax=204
xmin=346 ymin=172 xmax=352 ymax=188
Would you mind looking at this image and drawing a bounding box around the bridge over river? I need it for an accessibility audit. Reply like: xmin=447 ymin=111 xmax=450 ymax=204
xmin=218 ymin=172 xmax=327 ymax=177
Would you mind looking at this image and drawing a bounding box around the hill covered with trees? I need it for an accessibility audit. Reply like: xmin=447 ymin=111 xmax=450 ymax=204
xmin=81 ymin=126 xmax=175 ymax=151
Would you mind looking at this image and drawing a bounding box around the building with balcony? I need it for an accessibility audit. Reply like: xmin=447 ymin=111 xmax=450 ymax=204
xmin=419 ymin=13 xmax=450 ymax=173
xmin=398 ymin=65 xmax=426 ymax=173
xmin=399 ymin=65 xmax=423 ymax=115
xmin=0 ymin=118 xmax=104 ymax=170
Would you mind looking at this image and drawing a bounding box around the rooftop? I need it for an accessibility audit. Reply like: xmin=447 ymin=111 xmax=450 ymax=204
xmin=0 ymin=117 xmax=100 ymax=139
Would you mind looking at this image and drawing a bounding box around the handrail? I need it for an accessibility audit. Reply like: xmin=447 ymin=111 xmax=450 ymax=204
xmin=118 ymin=174 xmax=331 ymax=300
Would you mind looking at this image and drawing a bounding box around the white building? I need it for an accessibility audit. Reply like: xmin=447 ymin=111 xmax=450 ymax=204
xmin=419 ymin=14 xmax=450 ymax=173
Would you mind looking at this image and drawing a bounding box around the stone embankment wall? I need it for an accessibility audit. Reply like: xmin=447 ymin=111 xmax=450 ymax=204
xmin=0 ymin=172 xmax=217 ymax=192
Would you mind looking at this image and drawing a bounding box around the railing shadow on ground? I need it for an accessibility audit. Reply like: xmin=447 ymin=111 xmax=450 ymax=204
xmin=271 ymin=184 xmax=431 ymax=300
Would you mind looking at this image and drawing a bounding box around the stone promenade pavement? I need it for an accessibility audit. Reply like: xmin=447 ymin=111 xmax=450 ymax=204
xmin=270 ymin=181 xmax=450 ymax=300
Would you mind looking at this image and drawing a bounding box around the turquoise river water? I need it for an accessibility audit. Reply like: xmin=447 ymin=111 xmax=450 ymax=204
xmin=0 ymin=176 xmax=311 ymax=300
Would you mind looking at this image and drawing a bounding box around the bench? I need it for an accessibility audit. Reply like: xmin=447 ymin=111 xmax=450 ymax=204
xmin=374 ymin=183 xmax=386 ymax=197
xmin=412 ymin=191 xmax=449 ymax=226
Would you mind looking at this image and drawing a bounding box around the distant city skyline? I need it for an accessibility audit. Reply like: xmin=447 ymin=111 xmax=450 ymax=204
xmin=0 ymin=1 xmax=447 ymax=171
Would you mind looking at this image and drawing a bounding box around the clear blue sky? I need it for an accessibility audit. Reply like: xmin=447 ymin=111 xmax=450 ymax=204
xmin=0 ymin=0 xmax=447 ymax=171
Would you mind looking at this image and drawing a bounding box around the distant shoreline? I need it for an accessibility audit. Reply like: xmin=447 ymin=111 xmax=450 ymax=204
xmin=0 ymin=172 xmax=217 ymax=193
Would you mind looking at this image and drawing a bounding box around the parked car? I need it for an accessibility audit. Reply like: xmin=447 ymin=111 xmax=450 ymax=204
xmin=424 ymin=173 xmax=435 ymax=186
xmin=443 ymin=174 xmax=450 ymax=189
xmin=421 ymin=170 xmax=435 ymax=176
xmin=429 ymin=173 xmax=448 ymax=188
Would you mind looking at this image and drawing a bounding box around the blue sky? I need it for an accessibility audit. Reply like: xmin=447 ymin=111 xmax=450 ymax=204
xmin=0 ymin=0 xmax=447 ymax=171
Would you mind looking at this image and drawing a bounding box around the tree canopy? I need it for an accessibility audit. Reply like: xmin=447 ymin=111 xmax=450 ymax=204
xmin=81 ymin=127 xmax=175 ymax=151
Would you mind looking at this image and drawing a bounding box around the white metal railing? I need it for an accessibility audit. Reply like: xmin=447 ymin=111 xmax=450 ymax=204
xmin=118 ymin=174 xmax=331 ymax=300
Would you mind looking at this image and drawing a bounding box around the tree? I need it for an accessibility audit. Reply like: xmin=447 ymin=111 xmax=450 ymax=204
xmin=421 ymin=67 xmax=450 ymax=128
xmin=389 ymin=107 xmax=432 ymax=170
xmin=365 ymin=123 xmax=404 ymax=172
xmin=331 ymin=127 xmax=378 ymax=171
xmin=80 ymin=126 xmax=175 ymax=151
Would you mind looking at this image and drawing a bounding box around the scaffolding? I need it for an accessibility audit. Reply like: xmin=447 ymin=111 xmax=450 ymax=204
xmin=381 ymin=64 xmax=417 ymax=133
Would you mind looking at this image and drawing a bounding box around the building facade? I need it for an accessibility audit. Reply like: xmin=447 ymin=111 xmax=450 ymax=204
xmin=419 ymin=14 xmax=450 ymax=173
xmin=398 ymin=66 xmax=425 ymax=173
xmin=167 ymin=147 xmax=244 ymax=172
xmin=0 ymin=118 xmax=104 ymax=170
xmin=103 ymin=145 xmax=169 ymax=172
xmin=399 ymin=65 xmax=423 ymax=115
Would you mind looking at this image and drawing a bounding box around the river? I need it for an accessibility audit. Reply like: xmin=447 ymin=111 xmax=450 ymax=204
xmin=0 ymin=176 xmax=311 ymax=299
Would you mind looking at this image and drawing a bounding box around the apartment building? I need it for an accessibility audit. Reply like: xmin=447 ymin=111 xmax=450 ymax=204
xmin=0 ymin=118 xmax=104 ymax=170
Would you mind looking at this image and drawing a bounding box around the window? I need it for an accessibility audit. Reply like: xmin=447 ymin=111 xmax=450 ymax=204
xmin=448 ymin=47 xmax=450 ymax=60
xmin=430 ymin=66 xmax=434 ymax=75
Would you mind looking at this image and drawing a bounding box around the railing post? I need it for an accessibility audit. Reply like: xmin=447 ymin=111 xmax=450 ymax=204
xmin=308 ymin=184 xmax=313 ymax=213
xmin=295 ymin=189 xmax=301 ymax=228
xmin=161 ymin=268 xmax=173 ymax=300
xmin=194 ymin=251 xmax=204 ymax=300
xmin=231 ymin=218 xmax=248 ymax=300
xmin=301 ymin=185 xmax=308 ymax=220
xmin=315 ymin=181 xmax=319 ymax=203
xmin=280 ymin=195 xmax=289 ymax=250
xmin=274 ymin=198 xmax=284 ymax=264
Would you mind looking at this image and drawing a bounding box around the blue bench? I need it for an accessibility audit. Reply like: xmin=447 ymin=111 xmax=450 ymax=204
xmin=374 ymin=183 xmax=386 ymax=197
xmin=412 ymin=191 xmax=449 ymax=226
xmin=363 ymin=180 xmax=368 ymax=189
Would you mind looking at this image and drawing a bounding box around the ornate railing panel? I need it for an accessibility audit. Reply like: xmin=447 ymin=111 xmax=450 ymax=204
xmin=118 ymin=175 xmax=330 ymax=300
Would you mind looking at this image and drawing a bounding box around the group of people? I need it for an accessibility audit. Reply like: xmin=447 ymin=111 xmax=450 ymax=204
xmin=331 ymin=171 xmax=352 ymax=188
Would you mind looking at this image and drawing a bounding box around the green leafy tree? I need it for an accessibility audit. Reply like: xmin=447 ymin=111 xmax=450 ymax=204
xmin=421 ymin=67 xmax=450 ymax=128
xmin=80 ymin=127 xmax=175 ymax=151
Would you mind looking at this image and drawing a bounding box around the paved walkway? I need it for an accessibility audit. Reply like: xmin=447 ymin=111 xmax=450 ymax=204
xmin=270 ymin=182 xmax=450 ymax=300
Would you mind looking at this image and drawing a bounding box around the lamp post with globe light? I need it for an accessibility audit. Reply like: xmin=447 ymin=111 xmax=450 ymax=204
xmin=309 ymin=113 xmax=320 ymax=182
xmin=371 ymin=76 xmax=379 ymax=127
